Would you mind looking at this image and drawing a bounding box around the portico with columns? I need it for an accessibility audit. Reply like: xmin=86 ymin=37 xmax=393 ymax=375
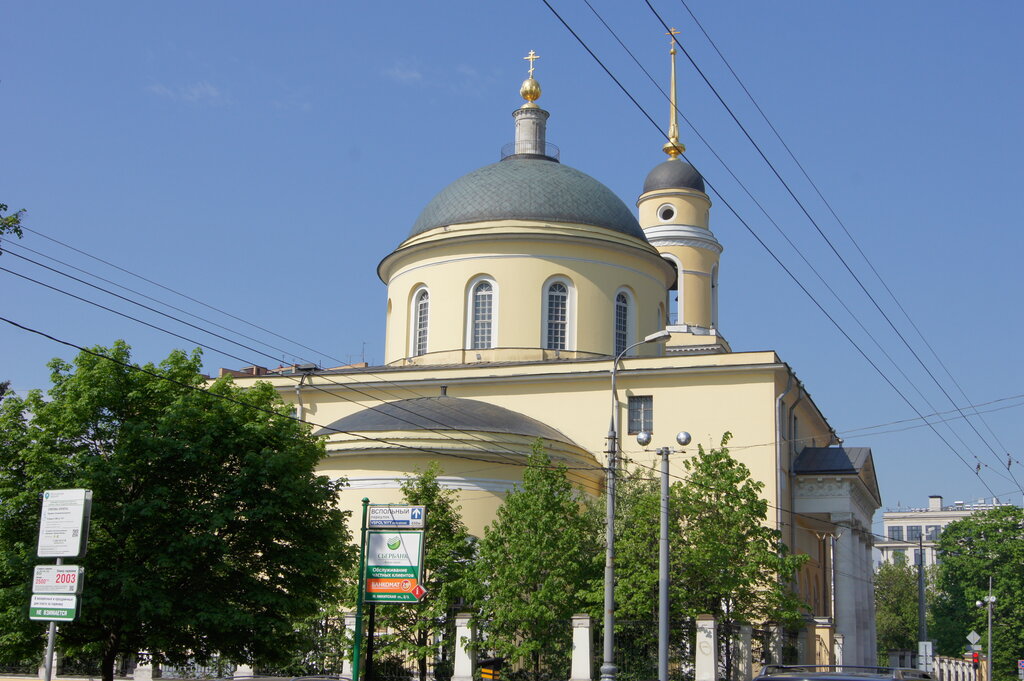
xmin=792 ymin=446 xmax=881 ymax=666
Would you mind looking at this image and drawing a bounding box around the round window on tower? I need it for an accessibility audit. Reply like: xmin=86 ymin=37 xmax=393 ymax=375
xmin=658 ymin=203 xmax=675 ymax=222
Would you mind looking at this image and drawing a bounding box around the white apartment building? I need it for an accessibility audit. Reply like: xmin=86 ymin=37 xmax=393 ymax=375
xmin=875 ymin=495 xmax=1013 ymax=566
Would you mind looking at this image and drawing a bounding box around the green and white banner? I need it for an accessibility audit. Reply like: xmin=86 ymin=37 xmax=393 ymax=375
xmin=29 ymin=594 xmax=77 ymax=622
xmin=363 ymin=530 xmax=426 ymax=603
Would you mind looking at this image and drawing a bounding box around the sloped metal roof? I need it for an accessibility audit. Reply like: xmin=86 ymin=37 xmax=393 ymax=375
xmin=315 ymin=395 xmax=577 ymax=446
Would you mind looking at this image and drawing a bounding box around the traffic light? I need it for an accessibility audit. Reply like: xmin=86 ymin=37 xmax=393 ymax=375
xmin=972 ymin=651 xmax=979 ymax=669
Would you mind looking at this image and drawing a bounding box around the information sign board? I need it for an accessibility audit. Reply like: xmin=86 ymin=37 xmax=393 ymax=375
xmin=368 ymin=505 xmax=426 ymax=529
xmin=363 ymin=530 xmax=425 ymax=602
xmin=29 ymin=594 xmax=78 ymax=622
xmin=37 ymin=489 xmax=92 ymax=558
xmin=33 ymin=565 xmax=85 ymax=594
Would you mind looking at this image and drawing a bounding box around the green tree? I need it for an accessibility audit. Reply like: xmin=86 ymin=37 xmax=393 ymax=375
xmin=932 ymin=505 xmax=1024 ymax=680
xmin=470 ymin=442 xmax=600 ymax=680
xmin=0 ymin=203 xmax=24 ymax=253
xmin=604 ymin=435 xmax=805 ymax=678
xmin=674 ymin=434 xmax=806 ymax=627
xmin=0 ymin=342 xmax=355 ymax=681
xmin=374 ymin=463 xmax=475 ymax=681
xmin=874 ymin=558 xmax=920 ymax=661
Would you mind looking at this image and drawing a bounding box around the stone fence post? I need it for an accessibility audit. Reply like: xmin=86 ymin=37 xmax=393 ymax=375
xmin=452 ymin=613 xmax=475 ymax=681
xmin=570 ymin=614 xmax=592 ymax=681
xmin=695 ymin=614 xmax=717 ymax=681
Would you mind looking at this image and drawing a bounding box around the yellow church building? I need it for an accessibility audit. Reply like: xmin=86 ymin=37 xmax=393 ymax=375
xmin=221 ymin=50 xmax=881 ymax=667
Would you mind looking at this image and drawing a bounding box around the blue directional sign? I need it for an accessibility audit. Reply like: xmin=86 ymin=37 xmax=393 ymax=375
xmin=368 ymin=505 xmax=426 ymax=529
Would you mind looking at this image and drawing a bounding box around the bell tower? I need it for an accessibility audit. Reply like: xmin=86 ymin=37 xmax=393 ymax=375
xmin=637 ymin=29 xmax=728 ymax=354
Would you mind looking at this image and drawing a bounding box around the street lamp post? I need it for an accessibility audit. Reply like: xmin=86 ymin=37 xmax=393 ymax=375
xmin=603 ymin=329 xmax=671 ymax=681
xmin=636 ymin=430 xmax=691 ymax=681
xmin=976 ymin=578 xmax=995 ymax=681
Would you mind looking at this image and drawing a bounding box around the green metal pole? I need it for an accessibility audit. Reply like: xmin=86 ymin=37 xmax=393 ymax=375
xmin=353 ymin=498 xmax=370 ymax=681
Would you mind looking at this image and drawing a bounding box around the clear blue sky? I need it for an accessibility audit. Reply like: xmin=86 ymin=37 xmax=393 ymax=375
xmin=4 ymin=2 xmax=1023 ymax=526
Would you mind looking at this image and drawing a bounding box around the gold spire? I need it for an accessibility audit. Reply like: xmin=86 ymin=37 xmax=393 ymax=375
xmin=520 ymin=50 xmax=542 ymax=108
xmin=663 ymin=29 xmax=686 ymax=159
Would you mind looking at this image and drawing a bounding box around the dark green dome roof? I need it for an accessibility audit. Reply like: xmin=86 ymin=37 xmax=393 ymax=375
xmin=409 ymin=157 xmax=646 ymax=240
xmin=316 ymin=395 xmax=577 ymax=446
xmin=644 ymin=158 xmax=705 ymax=193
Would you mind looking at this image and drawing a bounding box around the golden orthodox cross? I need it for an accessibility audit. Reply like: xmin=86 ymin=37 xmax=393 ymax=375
xmin=666 ymin=27 xmax=680 ymax=51
xmin=524 ymin=50 xmax=540 ymax=78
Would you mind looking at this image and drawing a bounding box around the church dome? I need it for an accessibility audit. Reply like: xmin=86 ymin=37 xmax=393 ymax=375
xmin=643 ymin=158 xmax=705 ymax=193
xmin=409 ymin=157 xmax=647 ymax=240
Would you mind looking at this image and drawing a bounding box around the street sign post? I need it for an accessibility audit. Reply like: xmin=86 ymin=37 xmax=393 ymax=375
xmin=29 ymin=594 xmax=77 ymax=622
xmin=37 ymin=489 xmax=92 ymax=558
xmin=367 ymin=505 xmax=426 ymax=529
xmin=33 ymin=565 xmax=84 ymax=594
xmin=364 ymin=530 xmax=426 ymax=602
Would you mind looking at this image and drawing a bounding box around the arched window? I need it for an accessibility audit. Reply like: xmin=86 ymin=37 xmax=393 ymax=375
xmin=614 ymin=292 xmax=629 ymax=356
xmin=545 ymin=281 xmax=568 ymax=350
xmin=471 ymin=280 xmax=494 ymax=349
xmin=412 ymin=288 xmax=429 ymax=357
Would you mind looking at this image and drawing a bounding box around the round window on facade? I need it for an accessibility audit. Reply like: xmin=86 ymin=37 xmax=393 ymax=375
xmin=658 ymin=204 xmax=675 ymax=222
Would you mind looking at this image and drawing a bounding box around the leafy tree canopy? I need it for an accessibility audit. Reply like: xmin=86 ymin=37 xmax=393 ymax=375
xmin=374 ymin=462 xmax=475 ymax=681
xmin=874 ymin=559 xmax=927 ymax=661
xmin=673 ymin=433 xmax=806 ymax=627
xmin=0 ymin=203 xmax=24 ymax=252
xmin=470 ymin=442 xmax=601 ymax=680
xmin=0 ymin=342 xmax=355 ymax=681
xmin=932 ymin=505 xmax=1024 ymax=680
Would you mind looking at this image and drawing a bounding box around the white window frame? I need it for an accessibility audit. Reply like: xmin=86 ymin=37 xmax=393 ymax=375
xmin=627 ymin=395 xmax=653 ymax=435
xmin=613 ymin=287 xmax=636 ymax=356
xmin=465 ymin=276 xmax=498 ymax=350
xmin=410 ymin=286 xmax=430 ymax=357
xmin=541 ymin=276 xmax=576 ymax=351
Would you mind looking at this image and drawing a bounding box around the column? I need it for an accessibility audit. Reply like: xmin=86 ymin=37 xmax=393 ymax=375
xmin=864 ymin=535 xmax=878 ymax=665
xmin=768 ymin=625 xmax=783 ymax=666
xmin=695 ymin=615 xmax=717 ymax=681
xmin=570 ymin=614 xmax=592 ymax=681
xmin=832 ymin=519 xmax=859 ymax=665
xmin=856 ymin=532 xmax=871 ymax=665
xmin=452 ymin=613 xmax=475 ymax=681
xmin=735 ymin=625 xmax=752 ymax=681
xmin=342 ymin=613 xmax=357 ymax=678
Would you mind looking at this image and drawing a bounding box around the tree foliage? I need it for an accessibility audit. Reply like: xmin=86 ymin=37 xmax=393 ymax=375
xmin=606 ymin=434 xmax=805 ymax=677
xmin=874 ymin=558 xmax=924 ymax=660
xmin=470 ymin=442 xmax=601 ymax=680
xmin=374 ymin=462 xmax=475 ymax=681
xmin=673 ymin=434 xmax=806 ymax=627
xmin=932 ymin=505 xmax=1024 ymax=680
xmin=0 ymin=203 xmax=24 ymax=253
xmin=0 ymin=342 xmax=355 ymax=681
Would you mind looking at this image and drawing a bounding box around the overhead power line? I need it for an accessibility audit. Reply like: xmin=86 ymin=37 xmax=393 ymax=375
xmin=537 ymin=0 xmax=1001 ymax=498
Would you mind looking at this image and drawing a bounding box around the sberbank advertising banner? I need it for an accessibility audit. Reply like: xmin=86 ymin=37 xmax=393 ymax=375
xmin=364 ymin=530 xmax=425 ymax=603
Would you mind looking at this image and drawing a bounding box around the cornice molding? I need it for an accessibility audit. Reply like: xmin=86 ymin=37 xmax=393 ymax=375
xmin=643 ymin=224 xmax=723 ymax=254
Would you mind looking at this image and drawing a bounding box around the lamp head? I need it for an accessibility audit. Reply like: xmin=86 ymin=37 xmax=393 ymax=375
xmin=643 ymin=329 xmax=672 ymax=344
xmin=636 ymin=431 xmax=652 ymax=447
xmin=676 ymin=431 xmax=692 ymax=447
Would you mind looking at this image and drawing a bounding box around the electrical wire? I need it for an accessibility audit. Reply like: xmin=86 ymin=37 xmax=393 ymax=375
xmin=537 ymin=0 xmax=1001 ymax=498
xmin=639 ymin=0 xmax=1019 ymax=492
